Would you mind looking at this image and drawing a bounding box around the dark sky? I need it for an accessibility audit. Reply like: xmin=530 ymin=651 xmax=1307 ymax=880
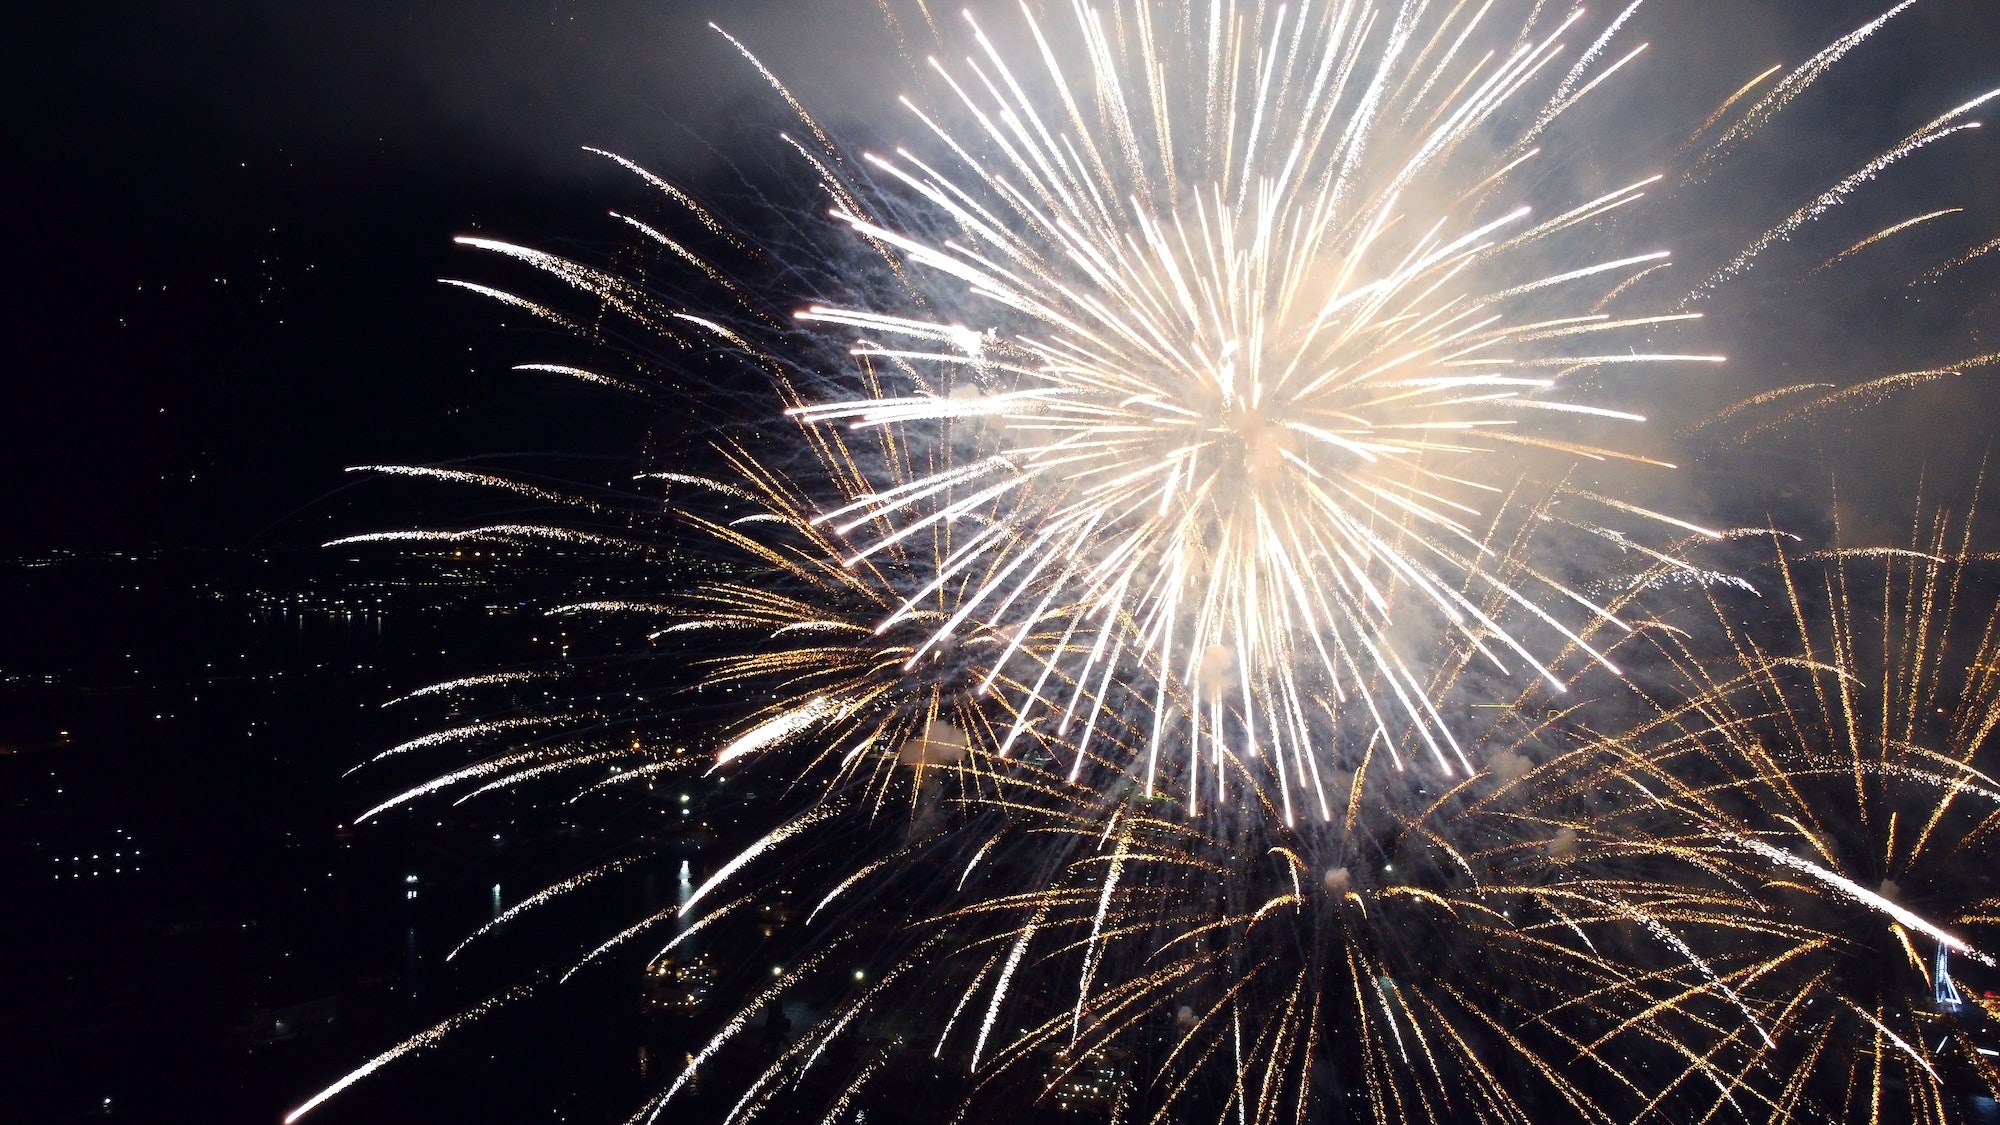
xmin=6 ymin=0 xmax=900 ymax=551
xmin=7 ymin=0 xmax=2000 ymax=551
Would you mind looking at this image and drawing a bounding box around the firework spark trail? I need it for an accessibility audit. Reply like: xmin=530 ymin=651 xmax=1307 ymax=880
xmin=1921 ymin=235 xmax=2000 ymax=283
xmin=512 ymin=362 xmax=645 ymax=393
xmin=1073 ymin=830 xmax=1129 ymax=1040
xmin=437 ymin=279 xmax=585 ymax=332
xmin=452 ymin=236 xmax=659 ymax=322
xmin=1735 ymin=836 xmax=1993 ymax=966
xmin=972 ymin=908 xmax=1043 ymax=1071
xmin=615 ymin=894 xmax=754 ymax=976
xmin=716 ymin=695 xmax=848 ymax=766
xmin=680 ymin=806 xmax=836 ymax=916
xmin=1676 ymin=62 xmax=1784 ymax=157
xmin=1681 ymin=383 xmax=1832 ymax=439
xmin=382 ymin=670 xmax=552 ymax=708
xmin=450 ymin=746 xmax=641 ymax=805
xmin=1732 ymin=354 xmax=2000 ymax=441
xmin=283 ymin=982 xmax=539 ymax=1123
xmin=638 ymin=947 xmax=842 ymax=1124
xmin=544 ymin=601 xmax=674 ymax=616
xmin=353 ymin=747 xmax=555 ymax=821
xmin=346 ymin=464 xmax=593 ymax=509
xmin=1807 ymin=208 xmax=1963 ymax=276
xmin=1691 ymin=0 xmax=1919 ymax=176
xmin=349 ymin=716 xmax=560 ymax=773
xmin=809 ymin=858 xmax=892 ymax=923
xmin=447 ymin=858 xmax=641 ymax=961
xmin=1687 ymin=91 xmax=2000 ymax=300
xmin=815 ymin=1049 xmax=892 ymax=1125
xmin=558 ymin=893 xmax=754 ymax=985
xmin=324 ymin=525 xmax=633 ymax=550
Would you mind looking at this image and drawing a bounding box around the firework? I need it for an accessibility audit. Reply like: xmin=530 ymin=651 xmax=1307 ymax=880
xmin=1535 ymin=499 xmax=2000 ymax=1122
xmin=617 ymin=448 xmax=1678 ymax=1125
xmin=781 ymin=0 xmax=1731 ymax=823
xmin=303 ymin=415 xmax=1685 ymax=1125
xmin=421 ymin=0 xmax=1994 ymax=831
xmin=291 ymin=2 xmax=2000 ymax=1123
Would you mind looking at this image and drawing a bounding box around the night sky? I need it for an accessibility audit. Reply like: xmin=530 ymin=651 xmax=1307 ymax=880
xmin=6 ymin=2 xmax=2000 ymax=1123
xmin=10 ymin=0 xmax=2000 ymax=552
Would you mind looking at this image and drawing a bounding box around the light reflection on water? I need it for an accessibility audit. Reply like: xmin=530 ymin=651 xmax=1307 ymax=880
xmin=675 ymin=860 xmax=694 ymax=943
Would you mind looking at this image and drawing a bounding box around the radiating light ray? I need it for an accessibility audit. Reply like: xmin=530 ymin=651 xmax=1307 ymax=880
xmin=1692 ymin=1 xmax=1919 ymax=176
xmin=352 ymin=716 xmax=560 ymax=772
xmin=346 ymin=464 xmax=594 ymax=509
xmin=680 ymin=807 xmax=836 ymax=917
xmin=1687 ymin=92 xmax=1999 ymax=300
xmin=1736 ymin=836 xmax=1992 ymax=966
xmin=1920 ymin=235 xmax=2000 ymax=283
xmin=1731 ymin=354 xmax=2000 ymax=443
xmin=1808 ymin=208 xmax=1963 ymax=276
xmin=324 ymin=525 xmax=634 ymax=550
xmin=283 ymin=982 xmax=539 ymax=1123
xmin=382 ymin=670 xmax=552 ymax=708
xmin=448 ymin=858 xmax=640 ymax=962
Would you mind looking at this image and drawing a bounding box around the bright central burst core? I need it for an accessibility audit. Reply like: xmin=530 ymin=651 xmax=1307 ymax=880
xmin=786 ymin=0 xmax=1735 ymax=825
